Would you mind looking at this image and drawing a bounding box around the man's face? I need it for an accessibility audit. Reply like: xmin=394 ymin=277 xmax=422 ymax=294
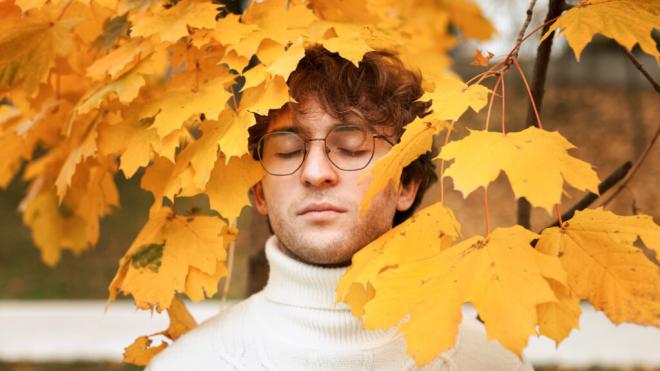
xmin=252 ymin=97 xmax=420 ymax=267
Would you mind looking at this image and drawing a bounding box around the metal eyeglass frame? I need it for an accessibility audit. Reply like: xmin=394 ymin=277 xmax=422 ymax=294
xmin=256 ymin=125 xmax=396 ymax=176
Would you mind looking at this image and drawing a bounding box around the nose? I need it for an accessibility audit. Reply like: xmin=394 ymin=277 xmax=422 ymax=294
xmin=299 ymin=140 xmax=338 ymax=187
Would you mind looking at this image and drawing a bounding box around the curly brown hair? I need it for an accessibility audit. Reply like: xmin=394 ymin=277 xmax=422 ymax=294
xmin=248 ymin=45 xmax=437 ymax=226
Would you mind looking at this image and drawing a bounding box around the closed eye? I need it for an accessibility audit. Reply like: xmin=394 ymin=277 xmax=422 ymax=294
xmin=337 ymin=148 xmax=369 ymax=157
xmin=275 ymin=150 xmax=304 ymax=159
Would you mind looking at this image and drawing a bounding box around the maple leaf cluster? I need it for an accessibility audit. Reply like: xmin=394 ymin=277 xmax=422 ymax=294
xmin=1 ymin=0 xmax=658 ymax=366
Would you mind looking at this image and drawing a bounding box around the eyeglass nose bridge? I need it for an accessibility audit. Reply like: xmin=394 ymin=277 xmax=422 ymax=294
xmin=258 ymin=128 xmax=394 ymax=176
xmin=300 ymin=137 xmax=335 ymax=163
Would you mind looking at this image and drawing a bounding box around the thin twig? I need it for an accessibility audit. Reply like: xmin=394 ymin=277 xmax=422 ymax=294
xmin=598 ymin=123 xmax=660 ymax=207
xmin=512 ymin=0 xmax=539 ymax=59
xmin=622 ymin=47 xmax=660 ymax=93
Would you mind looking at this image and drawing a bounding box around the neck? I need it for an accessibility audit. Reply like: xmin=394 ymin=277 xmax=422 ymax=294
xmin=257 ymin=235 xmax=400 ymax=349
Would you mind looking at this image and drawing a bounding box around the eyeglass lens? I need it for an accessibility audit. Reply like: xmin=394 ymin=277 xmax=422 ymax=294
xmin=259 ymin=125 xmax=375 ymax=175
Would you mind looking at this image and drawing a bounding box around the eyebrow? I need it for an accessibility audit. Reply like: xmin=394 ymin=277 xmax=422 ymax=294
xmin=268 ymin=121 xmax=376 ymax=138
xmin=268 ymin=125 xmax=303 ymax=135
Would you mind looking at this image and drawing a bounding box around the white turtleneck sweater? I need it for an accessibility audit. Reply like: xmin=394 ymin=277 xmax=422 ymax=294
xmin=147 ymin=236 xmax=534 ymax=371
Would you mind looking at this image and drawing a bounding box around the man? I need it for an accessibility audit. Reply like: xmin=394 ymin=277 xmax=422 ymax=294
xmin=147 ymin=46 xmax=533 ymax=370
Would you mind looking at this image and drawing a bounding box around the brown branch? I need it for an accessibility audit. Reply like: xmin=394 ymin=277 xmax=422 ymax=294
xmin=512 ymin=0 xmax=539 ymax=59
xmin=599 ymin=122 xmax=660 ymax=207
xmin=622 ymin=47 xmax=660 ymax=93
xmin=544 ymin=122 xmax=659 ymax=230
xmin=547 ymin=161 xmax=632 ymax=229
xmin=517 ymin=0 xmax=566 ymax=228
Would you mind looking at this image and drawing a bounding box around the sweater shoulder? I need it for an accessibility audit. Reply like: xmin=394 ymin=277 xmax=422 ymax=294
xmin=450 ymin=315 xmax=534 ymax=371
xmin=146 ymin=295 xmax=259 ymax=371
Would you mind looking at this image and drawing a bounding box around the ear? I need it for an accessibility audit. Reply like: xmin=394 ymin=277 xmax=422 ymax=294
xmin=252 ymin=182 xmax=269 ymax=215
xmin=396 ymin=177 xmax=421 ymax=212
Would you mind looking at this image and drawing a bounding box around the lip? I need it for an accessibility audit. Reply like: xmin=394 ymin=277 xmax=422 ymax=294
xmin=297 ymin=203 xmax=346 ymax=215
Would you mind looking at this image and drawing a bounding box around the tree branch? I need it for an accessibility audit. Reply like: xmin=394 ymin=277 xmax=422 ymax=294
xmin=512 ymin=0 xmax=538 ymax=59
xmin=547 ymin=161 xmax=632 ymax=229
xmin=517 ymin=0 xmax=566 ymax=228
xmin=598 ymin=122 xmax=660 ymax=207
xmin=622 ymin=47 xmax=660 ymax=93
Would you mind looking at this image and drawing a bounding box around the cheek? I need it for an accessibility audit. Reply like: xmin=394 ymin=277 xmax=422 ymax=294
xmin=261 ymin=177 xmax=296 ymax=212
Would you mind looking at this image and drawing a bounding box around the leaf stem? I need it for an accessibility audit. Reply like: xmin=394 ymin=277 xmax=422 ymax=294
xmin=485 ymin=74 xmax=502 ymax=131
xmin=555 ymin=204 xmax=563 ymax=227
xmin=484 ymin=186 xmax=491 ymax=237
xmin=512 ymin=58 xmax=543 ymax=129
xmin=517 ymin=0 xmax=566 ymax=228
xmin=500 ymin=74 xmax=506 ymax=135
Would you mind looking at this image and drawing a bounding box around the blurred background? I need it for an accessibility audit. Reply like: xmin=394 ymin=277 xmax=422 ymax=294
xmin=1 ymin=0 xmax=658 ymax=370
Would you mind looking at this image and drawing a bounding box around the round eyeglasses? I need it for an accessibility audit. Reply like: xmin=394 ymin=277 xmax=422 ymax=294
xmin=256 ymin=124 xmax=395 ymax=176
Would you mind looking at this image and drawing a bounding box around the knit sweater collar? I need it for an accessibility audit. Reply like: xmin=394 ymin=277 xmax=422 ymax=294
xmin=262 ymin=235 xmax=352 ymax=310
xmin=259 ymin=235 xmax=400 ymax=349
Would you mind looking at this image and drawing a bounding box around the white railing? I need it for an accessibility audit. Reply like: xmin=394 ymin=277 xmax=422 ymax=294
xmin=1 ymin=300 xmax=659 ymax=367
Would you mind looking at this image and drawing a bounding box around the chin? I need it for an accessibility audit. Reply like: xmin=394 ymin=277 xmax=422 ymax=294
xmin=284 ymin=229 xmax=361 ymax=264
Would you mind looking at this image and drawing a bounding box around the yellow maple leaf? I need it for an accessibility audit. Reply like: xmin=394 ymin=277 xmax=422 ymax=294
xmin=242 ymin=64 xmax=268 ymax=91
xmin=537 ymin=208 xmax=660 ymax=326
xmin=205 ymin=154 xmax=265 ymax=220
xmin=168 ymin=39 xmax=226 ymax=83
xmin=470 ymin=49 xmax=494 ymax=66
xmin=108 ymin=207 xmax=236 ymax=311
xmin=0 ymin=3 xmax=80 ymax=94
xmin=238 ymin=75 xmax=290 ymax=115
xmin=242 ymin=0 xmax=317 ymax=46
xmin=360 ymin=118 xmax=448 ymax=215
xmin=347 ymin=226 xmax=564 ymax=364
xmin=0 ymin=128 xmax=32 ymax=188
xmin=76 ymin=73 xmax=145 ymax=115
xmin=267 ymin=41 xmax=306 ymax=80
xmin=162 ymin=296 xmax=197 ymax=340
xmin=54 ymin=127 xmax=98 ymax=201
xmin=439 ymin=0 xmax=496 ymax=40
xmin=421 ymin=77 xmax=489 ymax=121
xmin=135 ymin=111 xmax=248 ymax=204
xmin=542 ymin=0 xmax=660 ymax=61
xmin=140 ymin=71 xmax=235 ymax=138
xmin=321 ymin=33 xmax=374 ymax=67
xmin=337 ymin=202 xmax=461 ymax=317
xmin=217 ymin=109 xmax=256 ymax=161
xmin=67 ymin=158 xmax=119 ymax=245
xmin=130 ymin=0 xmax=219 ymax=43
xmin=439 ymin=127 xmax=600 ymax=213
xmin=213 ymin=14 xmax=259 ymax=48
xmin=123 ymin=296 xmax=197 ymax=366
xmin=122 ymin=335 xmax=167 ymax=366
xmin=86 ymin=38 xmax=155 ymax=80
xmin=22 ymin=190 xmax=88 ymax=266
xmin=536 ymin=279 xmax=581 ymax=345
